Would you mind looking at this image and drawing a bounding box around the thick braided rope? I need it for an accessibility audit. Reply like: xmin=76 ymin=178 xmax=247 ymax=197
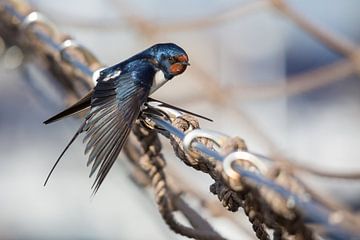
xmin=168 ymin=114 xmax=318 ymax=240
xmin=132 ymin=124 xmax=225 ymax=240
xmin=169 ymin=115 xmax=270 ymax=240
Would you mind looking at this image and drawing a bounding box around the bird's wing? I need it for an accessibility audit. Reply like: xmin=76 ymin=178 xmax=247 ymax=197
xmin=84 ymin=72 xmax=150 ymax=194
xmin=44 ymin=72 xmax=150 ymax=194
xmin=43 ymin=90 xmax=93 ymax=186
xmin=43 ymin=90 xmax=94 ymax=124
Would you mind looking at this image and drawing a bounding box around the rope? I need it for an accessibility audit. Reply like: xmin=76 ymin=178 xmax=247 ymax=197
xmin=131 ymin=124 xmax=225 ymax=240
xmin=166 ymin=114 xmax=317 ymax=240
xmin=1 ymin=1 xmax=359 ymax=239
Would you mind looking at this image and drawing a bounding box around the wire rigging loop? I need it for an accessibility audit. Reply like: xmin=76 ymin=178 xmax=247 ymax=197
xmin=223 ymin=151 xmax=268 ymax=191
xmin=183 ymin=129 xmax=229 ymax=159
xmin=59 ymin=38 xmax=99 ymax=66
xmin=58 ymin=38 xmax=100 ymax=88
xmin=139 ymin=100 xmax=184 ymax=134
xmin=20 ymin=11 xmax=57 ymax=36
xmin=141 ymin=112 xmax=169 ymax=133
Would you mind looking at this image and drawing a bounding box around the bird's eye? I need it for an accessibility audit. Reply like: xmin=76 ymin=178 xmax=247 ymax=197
xmin=168 ymin=56 xmax=176 ymax=63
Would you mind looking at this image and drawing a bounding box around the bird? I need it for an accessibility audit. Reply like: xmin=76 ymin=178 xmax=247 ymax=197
xmin=43 ymin=43 xmax=209 ymax=194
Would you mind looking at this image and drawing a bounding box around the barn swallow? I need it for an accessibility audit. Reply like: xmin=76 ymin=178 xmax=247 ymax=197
xmin=43 ymin=43 xmax=210 ymax=194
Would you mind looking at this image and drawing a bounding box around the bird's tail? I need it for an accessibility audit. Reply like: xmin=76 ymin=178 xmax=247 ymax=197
xmin=147 ymin=97 xmax=213 ymax=122
xmin=43 ymin=121 xmax=86 ymax=186
xmin=43 ymin=90 xmax=93 ymax=124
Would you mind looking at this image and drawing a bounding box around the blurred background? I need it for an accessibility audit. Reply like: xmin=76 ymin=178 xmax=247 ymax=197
xmin=0 ymin=0 xmax=359 ymax=239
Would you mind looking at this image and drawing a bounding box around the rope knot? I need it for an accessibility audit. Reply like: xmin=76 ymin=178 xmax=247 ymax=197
xmin=209 ymin=181 xmax=242 ymax=212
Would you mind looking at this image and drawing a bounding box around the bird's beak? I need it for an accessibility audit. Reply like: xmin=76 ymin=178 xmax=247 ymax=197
xmin=181 ymin=62 xmax=190 ymax=66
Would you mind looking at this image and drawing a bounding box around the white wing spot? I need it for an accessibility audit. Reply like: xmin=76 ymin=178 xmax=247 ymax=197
xmin=103 ymin=70 xmax=121 ymax=82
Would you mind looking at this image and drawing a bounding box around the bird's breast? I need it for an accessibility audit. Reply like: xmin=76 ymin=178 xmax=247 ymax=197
xmin=150 ymin=70 xmax=167 ymax=95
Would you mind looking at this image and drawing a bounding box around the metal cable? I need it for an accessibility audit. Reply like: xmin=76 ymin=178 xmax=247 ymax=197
xmin=1 ymin=1 xmax=359 ymax=239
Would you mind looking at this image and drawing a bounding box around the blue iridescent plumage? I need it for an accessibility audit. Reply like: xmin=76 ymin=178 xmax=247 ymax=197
xmin=43 ymin=43 xmax=192 ymax=194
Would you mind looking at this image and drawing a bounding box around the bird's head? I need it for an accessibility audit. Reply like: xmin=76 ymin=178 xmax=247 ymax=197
xmin=150 ymin=43 xmax=190 ymax=80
